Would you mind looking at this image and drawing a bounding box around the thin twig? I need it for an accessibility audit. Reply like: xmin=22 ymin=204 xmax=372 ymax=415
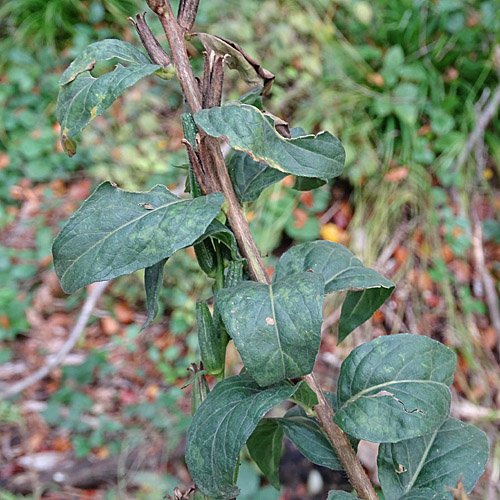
xmin=1 ymin=281 xmax=108 ymax=399
xmin=470 ymin=203 xmax=500 ymax=348
xmin=304 ymin=374 xmax=379 ymax=500
xmin=451 ymin=46 xmax=500 ymax=204
xmin=128 ymin=12 xmax=171 ymax=66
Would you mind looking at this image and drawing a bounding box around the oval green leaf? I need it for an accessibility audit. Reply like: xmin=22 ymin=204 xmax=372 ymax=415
xmin=397 ymin=490 xmax=448 ymax=500
xmin=335 ymin=334 xmax=456 ymax=443
xmin=273 ymin=241 xmax=395 ymax=342
xmin=52 ymin=182 xmax=224 ymax=293
xmin=194 ymin=104 xmax=345 ymax=180
xmin=194 ymin=219 xmax=239 ymax=260
xmin=378 ymin=417 xmax=489 ymax=500
xmin=246 ymin=419 xmax=283 ymax=490
xmin=327 ymin=492 xmax=359 ymax=499
xmin=278 ymin=407 xmax=357 ymax=471
xmin=57 ymin=40 xmax=160 ymax=151
xmin=185 ymin=373 xmax=297 ymax=499
xmin=142 ymin=258 xmax=167 ymax=330
xmin=216 ymin=272 xmax=325 ymax=386
xmin=228 ymin=150 xmax=286 ymax=203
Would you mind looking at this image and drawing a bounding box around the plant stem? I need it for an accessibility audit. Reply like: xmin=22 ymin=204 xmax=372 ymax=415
xmin=144 ymin=2 xmax=376 ymax=498
xmin=305 ymin=373 xmax=379 ymax=500
xmin=147 ymin=0 xmax=269 ymax=284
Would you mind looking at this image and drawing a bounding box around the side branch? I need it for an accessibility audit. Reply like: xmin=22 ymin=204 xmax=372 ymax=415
xmin=147 ymin=0 xmax=201 ymax=113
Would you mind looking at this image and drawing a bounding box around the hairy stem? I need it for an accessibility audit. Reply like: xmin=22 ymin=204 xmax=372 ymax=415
xmin=305 ymin=374 xmax=379 ymax=500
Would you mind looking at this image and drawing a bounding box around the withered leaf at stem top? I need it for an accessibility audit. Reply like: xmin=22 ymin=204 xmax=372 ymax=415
xmin=196 ymin=33 xmax=275 ymax=95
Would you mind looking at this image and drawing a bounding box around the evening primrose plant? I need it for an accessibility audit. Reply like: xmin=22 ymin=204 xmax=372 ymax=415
xmin=53 ymin=1 xmax=489 ymax=499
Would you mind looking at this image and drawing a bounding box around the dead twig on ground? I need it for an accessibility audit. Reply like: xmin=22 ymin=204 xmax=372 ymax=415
xmin=0 ymin=281 xmax=109 ymax=400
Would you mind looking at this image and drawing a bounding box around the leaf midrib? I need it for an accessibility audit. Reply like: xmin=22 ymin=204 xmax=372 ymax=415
xmin=339 ymin=379 xmax=448 ymax=409
xmin=268 ymin=283 xmax=286 ymax=378
xmin=404 ymin=427 xmax=439 ymax=494
xmin=59 ymin=195 xmax=185 ymax=282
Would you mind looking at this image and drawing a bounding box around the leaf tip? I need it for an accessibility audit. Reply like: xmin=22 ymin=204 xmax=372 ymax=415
xmin=61 ymin=135 xmax=77 ymax=157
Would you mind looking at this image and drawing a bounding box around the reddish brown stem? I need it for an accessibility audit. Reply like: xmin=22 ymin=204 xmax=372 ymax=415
xmin=305 ymin=374 xmax=378 ymax=500
xmin=146 ymin=0 xmax=268 ymax=283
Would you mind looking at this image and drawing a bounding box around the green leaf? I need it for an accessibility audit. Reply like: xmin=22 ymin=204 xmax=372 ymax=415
xmin=292 ymin=177 xmax=326 ymax=191
xmin=216 ymin=272 xmax=325 ymax=386
xmin=326 ymin=492 xmax=359 ymax=499
xmin=273 ymin=241 xmax=394 ymax=342
xmin=335 ymin=334 xmax=456 ymax=443
xmin=228 ymin=150 xmax=286 ymax=203
xmin=338 ymin=288 xmax=393 ymax=343
xmin=196 ymin=301 xmax=224 ymax=376
xmin=194 ymin=104 xmax=345 ymax=180
xmin=195 ymin=219 xmax=239 ymax=260
xmin=185 ymin=373 xmax=297 ymax=499
xmin=247 ymin=419 xmax=283 ymax=489
xmin=227 ymin=123 xmax=323 ymax=201
xmin=238 ymin=86 xmax=264 ymax=109
xmin=397 ymin=490 xmax=448 ymax=500
xmin=288 ymin=380 xmax=318 ymax=410
xmin=378 ymin=417 xmax=489 ymax=500
xmin=57 ymin=40 xmax=160 ymax=151
xmin=59 ymin=39 xmax=154 ymax=85
xmin=142 ymin=258 xmax=166 ymax=330
xmin=53 ymin=182 xmax=224 ymax=294
xmin=278 ymin=405 xmax=357 ymax=471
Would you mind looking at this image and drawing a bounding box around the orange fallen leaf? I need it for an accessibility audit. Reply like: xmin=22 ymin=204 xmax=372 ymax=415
xmin=114 ymin=302 xmax=135 ymax=324
xmin=480 ymin=326 xmax=497 ymax=350
xmin=441 ymin=244 xmax=454 ymax=263
xmin=366 ymin=72 xmax=384 ymax=87
xmin=320 ymin=223 xmax=349 ymax=244
xmin=300 ymin=191 xmax=314 ymax=207
xmin=0 ymin=152 xmax=10 ymax=169
xmin=146 ymin=384 xmax=159 ymax=401
xmin=384 ymin=166 xmax=408 ymax=182
xmin=417 ymin=124 xmax=431 ymax=136
xmin=101 ymin=316 xmax=120 ymax=336
xmin=394 ymin=246 xmax=409 ymax=265
xmin=53 ymin=437 xmax=72 ymax=452
xmin=95 ymin=446 xmax=109 ymax=459
xmin=0 ymin=314 xmax=9 ymax=329
xmin=293 ymin=208 xmax=309 ymax=229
